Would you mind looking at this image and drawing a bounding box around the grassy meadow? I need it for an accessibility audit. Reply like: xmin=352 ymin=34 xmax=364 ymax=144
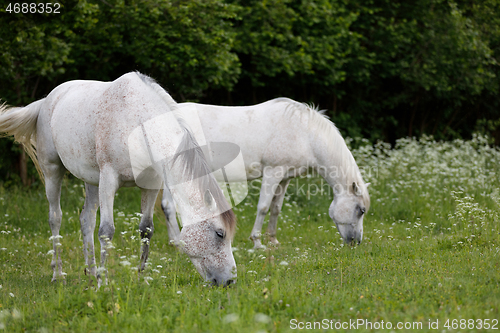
xmin=0 ymin=135 xmax=499 ymax=332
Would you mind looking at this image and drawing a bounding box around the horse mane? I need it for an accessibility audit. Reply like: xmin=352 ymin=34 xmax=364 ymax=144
xmin=169 ymin=124 xmax=236 ymax=238
xmin=135 ymin=72 xmax=178 ymax=111
xmin=137 ymin=72 xmax=236 ymax=237
xmin=277 ymin=97 xmax=370 ymax=210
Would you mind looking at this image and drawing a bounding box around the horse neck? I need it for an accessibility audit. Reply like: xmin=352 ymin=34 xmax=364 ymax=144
xmin=159 ymin=130 xmax=217 ymax=227
xmin=136 ymin=108 xmax=209 ymax=226
xmin=311 ymin=127 xmax=360 ymax=192
xmin=165 ymin=175 xmax=205 ymax=226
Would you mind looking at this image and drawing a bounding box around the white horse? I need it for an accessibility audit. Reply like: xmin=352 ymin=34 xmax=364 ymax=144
xmin=162 ymin=98 xmax=370 ymax=249
xmin=0 ymin=72 xmax=237 ymax=286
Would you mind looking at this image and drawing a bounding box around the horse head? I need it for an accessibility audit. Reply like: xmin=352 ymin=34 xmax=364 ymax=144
xmin=329 ymin=182 xmax=370 ymax=245
xmin=177 ymin=189 xmax=237 ymax=287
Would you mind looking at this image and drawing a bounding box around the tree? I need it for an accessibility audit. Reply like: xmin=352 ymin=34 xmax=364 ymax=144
xmin=0 ymin=0 xmax=241 ymax=185
xmin=63 ymin=0 xmax=241 ymax=100
xmin=0 ymin=4 xmax=74 ymax=185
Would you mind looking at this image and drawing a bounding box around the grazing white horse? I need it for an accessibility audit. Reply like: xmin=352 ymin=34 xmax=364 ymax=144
xmin=162 ymin=98 xmax=370 ymax=249
xmin=0 ymin=72 xmax=237 ymax=286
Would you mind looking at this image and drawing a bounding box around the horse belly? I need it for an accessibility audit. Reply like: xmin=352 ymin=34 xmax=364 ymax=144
xmin=53 ymin=121 xmax=101 ymax=185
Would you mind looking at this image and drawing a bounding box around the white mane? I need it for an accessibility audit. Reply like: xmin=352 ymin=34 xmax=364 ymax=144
xmin=277 ymin=97 xmax=370 ymax=208
xmin=136 ymin=72 xmax=178 ymax=111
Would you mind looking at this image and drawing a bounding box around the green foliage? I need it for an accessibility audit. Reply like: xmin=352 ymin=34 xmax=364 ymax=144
xmin=0 ymin=4 xmax=62 ymax=105
xmin=0 ymin=0 xmax=241 ymax=102
xmin=65 ymin=0 xmax=241 ymax=98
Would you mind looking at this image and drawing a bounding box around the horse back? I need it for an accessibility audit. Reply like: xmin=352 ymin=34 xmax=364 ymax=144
xmin=40 ymin=73 xmax=173 ymax=185
xmin=180 ymin=100 xmax=315 ymax=178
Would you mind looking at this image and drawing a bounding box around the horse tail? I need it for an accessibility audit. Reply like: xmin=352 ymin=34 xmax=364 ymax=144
xmin=0 ymin=99 xmax=45 ymax=182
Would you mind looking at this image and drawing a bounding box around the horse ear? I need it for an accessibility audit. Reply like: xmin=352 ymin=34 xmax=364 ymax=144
xmin=204 ymin=189 xmax=217 ymax=212
xmin=366 ymin=182 xmax=371 ymax=187
xmin=352 ymin=182 xmax=361 ymax=196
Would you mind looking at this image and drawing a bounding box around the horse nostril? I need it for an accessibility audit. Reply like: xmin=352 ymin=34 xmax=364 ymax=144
xmin=225 ymin=279 xmax=234 ymax=287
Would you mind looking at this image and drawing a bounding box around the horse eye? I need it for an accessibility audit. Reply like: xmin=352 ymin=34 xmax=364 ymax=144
xmin=358 ymin=206 xmax=366 ymax=216
xmin=216 ymin=230 xmax=225 ymax=239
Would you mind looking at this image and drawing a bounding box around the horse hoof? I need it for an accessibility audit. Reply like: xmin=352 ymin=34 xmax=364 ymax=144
xmin=253 ymin=242 xmax=266 ymax=250
xmin=51 ymin=276 xmax=67 ymax=284
xmin=269 ymin=237 xmax=280 ymax=246
xmin=169 ymin=239 xmax=181 ymax=248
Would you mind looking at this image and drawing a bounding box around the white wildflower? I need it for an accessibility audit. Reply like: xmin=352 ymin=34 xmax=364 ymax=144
xmin=223 ymin=313 xmax=239 ymax=324
xmin=11 ymin=309 xmax=22 ymax=320
xmin=254 ymin=313 xmax=272 ymax=324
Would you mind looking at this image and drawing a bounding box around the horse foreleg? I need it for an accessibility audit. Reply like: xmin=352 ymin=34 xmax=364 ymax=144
xmin=43 ymin=163 xmax=66 ymax=282
xmin=267 ymin=178 xmax=291 ymax=246
xmin=250 ymin=171 xmax=284 ymax=249
xmin=161 ymin=186 xmax=180 ymax=245
xmin=139 ymin=188 xmax=160 ymax=271
xmin=80 ymin=183 xmax=99 ymax=280
xmin=97 ymin=167 xmax=119 ymax=287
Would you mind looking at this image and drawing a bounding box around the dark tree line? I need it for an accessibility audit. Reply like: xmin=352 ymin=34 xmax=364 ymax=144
xmin=1 ymin=0 xmax=499 ymax=185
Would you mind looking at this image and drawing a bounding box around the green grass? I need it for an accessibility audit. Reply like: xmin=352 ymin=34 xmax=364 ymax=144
xmin=0 ymin=136 xmax=499 ymax=332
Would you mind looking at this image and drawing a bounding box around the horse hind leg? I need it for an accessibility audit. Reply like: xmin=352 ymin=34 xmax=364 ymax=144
xmin=139 ymin=189 xmax=160 ymax=271
xmin=267 ymin=178 xmax=291 ymax=246
xmin=161 ymin=187 xmax=180 ymax=245
xmin=97 ymin=166 xmax=120 ymax=287
xmin=43 ymin=163 xmax=66 ymax=282
xmin=80 ymin=183 xmax=99 ymax=280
